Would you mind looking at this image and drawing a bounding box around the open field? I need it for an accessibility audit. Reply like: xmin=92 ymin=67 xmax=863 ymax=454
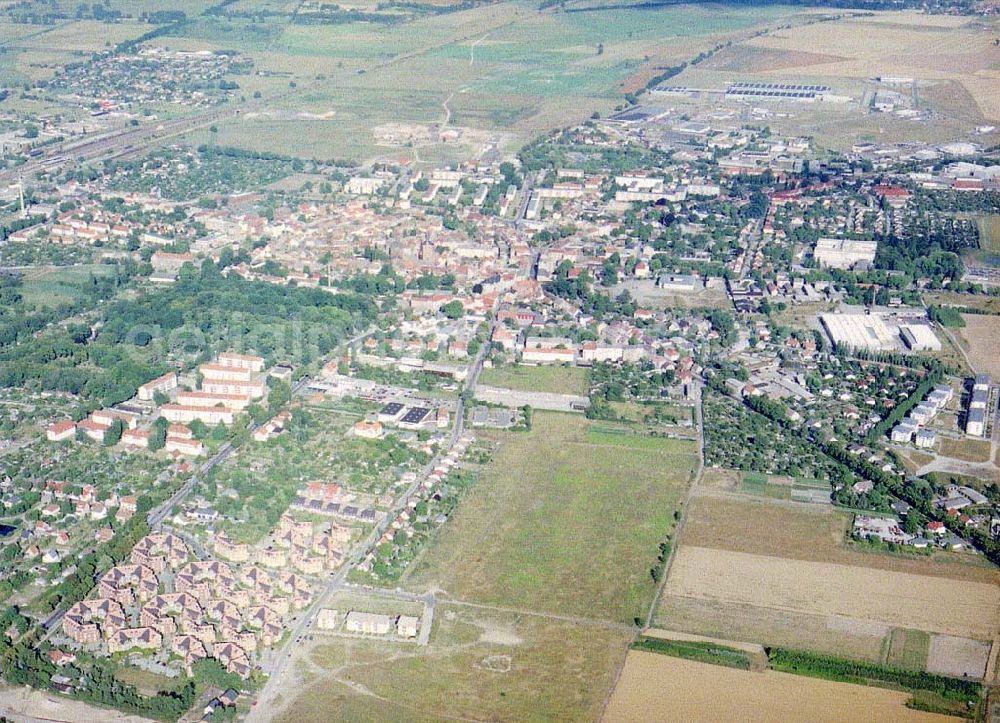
xmin=404 ymin=411 xmax=697 ymax=622
xmin=656 ymin=594 xmax=891 ymax=662
xmin=168 ymin=1 xmax=806 ymax=163
xmin=927 ymin=634 xmax=991 ymax=679
xmin=885 ymin=628 xmax=931 ymax=671
xmin=273 ymin=603 xmax=631 ymax=722
xmin=0 ymin=18 xmax=151 ymax=84
xmin=112 ymin=667 xmax=183 ymax=696
xmin=0 ymin=684 xmax=155 ymax=723
xmin=979 ymin=216 xmax=1000 ymax=254
xmin=603 ymin=651 xmax=959 ymax=723
xmin=16 ymin=19 xmax=149 ymax=52
xmin=956 ymin=314 xmax=1000 ymax=378
xmin=937 ymin=435 xmax=993 ymax=463
xmin=672 ymin=490 xmax=997 ymax=670
xmin=612 ymin=278 xmax=730 ymax=310
xmin=664 ymin=546 xmax=1000 ymax=640
xmin=16 ymin=265 xmax=114 ymax=308
xmin=479 ymin=363 xmax=589 ymax=395
xmin=742 ymin=13 xmax=1000 ymax=120
xmin=680 ymin=493 xmax=1000 ymax=584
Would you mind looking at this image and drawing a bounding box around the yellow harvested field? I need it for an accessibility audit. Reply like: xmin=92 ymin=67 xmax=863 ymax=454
xmin=603 ymin=651 xmax=960 ymax=723
xmin=957 ymin=314 xmax=1000 ymax=378
xmin=665 ymin=546 xmax=1000 ymax=640
xmin=682 ymin=493 xmax=1000 ymax=584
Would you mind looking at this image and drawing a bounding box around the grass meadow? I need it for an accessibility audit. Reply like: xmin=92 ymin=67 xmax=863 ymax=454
xmin=403 ymin=411 xmax=697 ymax=623
xmin=479 ymin=363 xmax=589 ymax=395
xmin=277 ymin=604 xmax=631 ymax=722
xmin=18 ymin=265 xmax=115 ymax=308
xmin=163 ymin=1 xmax=802 ymax=162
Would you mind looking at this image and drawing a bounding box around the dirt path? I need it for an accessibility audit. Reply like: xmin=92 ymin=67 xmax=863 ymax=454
xmin=469 ymin=33 xmax=490 ymax=65
xmin=913 ymin=455 xmax=999 ymax=480
xmin=645 ymin=380 xmax=704 ymax=628
xmin=441 ymin=91 xmax=454 ymax=127
xmin=0 ymin=685 xmax=154 ymax=723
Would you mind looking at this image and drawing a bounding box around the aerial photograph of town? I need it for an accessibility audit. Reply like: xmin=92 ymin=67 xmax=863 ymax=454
xmin=0 ymin=0 xmax=997 ymax=720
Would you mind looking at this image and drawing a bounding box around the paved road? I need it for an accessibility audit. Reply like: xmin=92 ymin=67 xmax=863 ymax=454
xmin=147 ymin=441 xmax=232 ymax=528
xmin=736 ymin=218 xmax=764 ymax=279
xmin=512 ymin=170 xmax=538 ymax=227
xmin=249 ymin=315 xmax=497 ymax=718
xmin=147 ymin=374 xmax=317 ymax=529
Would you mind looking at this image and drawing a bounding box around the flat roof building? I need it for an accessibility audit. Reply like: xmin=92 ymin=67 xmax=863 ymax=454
xmin=899 ymin=324 xmax=941 ymax=352
xmin=813 ymin=237 xmax=878 ymax=270
xmin=820 ymin=312 xmax=897 ymax=351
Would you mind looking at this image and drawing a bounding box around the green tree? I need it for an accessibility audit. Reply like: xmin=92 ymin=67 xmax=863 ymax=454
xmin=440 ymin=300 xmax=464 ymax=319
xmin=103 ymin=419 xmax=124 ymax=446
xmin=149 ymin=416 xmax=168 ymax=451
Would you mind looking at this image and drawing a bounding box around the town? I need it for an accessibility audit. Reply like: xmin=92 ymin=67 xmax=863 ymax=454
xmin=0 ymin=0 xmax=998 ymax=721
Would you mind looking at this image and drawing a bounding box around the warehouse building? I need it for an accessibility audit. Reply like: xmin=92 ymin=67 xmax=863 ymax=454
xmin=813 ymin=237 xmax=878 ymax=270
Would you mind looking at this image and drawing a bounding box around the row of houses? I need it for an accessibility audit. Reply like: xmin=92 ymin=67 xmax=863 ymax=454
xmin=889 ymin=383 xmax=953 ymax=447
xmin=213 ymin=514 xmax=350 ymax=575
xmin=966 ymin=374 xmax=992 ymax=437
xmin=317 ymin=609 xmax=420 ymax=639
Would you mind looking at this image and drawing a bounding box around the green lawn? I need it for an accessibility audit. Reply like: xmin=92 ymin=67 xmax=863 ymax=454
xmin=584 ymin=428 xmax=693 ymax=452
xmin=19 ymin=265 xmax=114 ymax=308
xmin=404 ymin=412 xmax=697 ymax=622
xmin=479 ymin=364 xmax=589 ymax=395
xmin=113 ymin=666 xmax=184 ymax=695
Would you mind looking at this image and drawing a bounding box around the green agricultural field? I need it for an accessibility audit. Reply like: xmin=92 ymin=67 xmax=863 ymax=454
xmin=479 ymin=363 xmax=588 ymax=395
xmin=15 ymin=19 xmax=149 ymax=51
xmin=404 ymin=412 xmax=697 ymax=623
xmin=884 ymin=628 xmax=931 ymax=671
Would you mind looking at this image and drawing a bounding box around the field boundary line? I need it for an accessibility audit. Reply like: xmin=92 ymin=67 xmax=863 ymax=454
xmin=438 ymin=598 xmax=635 ymax=631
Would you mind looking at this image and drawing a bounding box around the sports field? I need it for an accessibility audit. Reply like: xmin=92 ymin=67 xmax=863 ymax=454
xmin=404 ymin=411 xmax=697 ymax=623
xmin=603 ymin=651 xmax=959 ymax=723
xmin=479 ymin=363 xmax=589 ymax=395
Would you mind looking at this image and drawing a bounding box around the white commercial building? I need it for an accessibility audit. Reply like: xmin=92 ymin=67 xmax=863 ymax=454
xmin=900 ymin=324 xmax=941 ymax=352
xmin=820 ymin=313 xmax=897 ymax=351
xmin=813 ymin=237 xmax=878 ymax=270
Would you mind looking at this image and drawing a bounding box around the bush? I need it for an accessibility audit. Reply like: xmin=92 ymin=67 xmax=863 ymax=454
xmin=767 ymin=648 xmax=980 ymax=702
